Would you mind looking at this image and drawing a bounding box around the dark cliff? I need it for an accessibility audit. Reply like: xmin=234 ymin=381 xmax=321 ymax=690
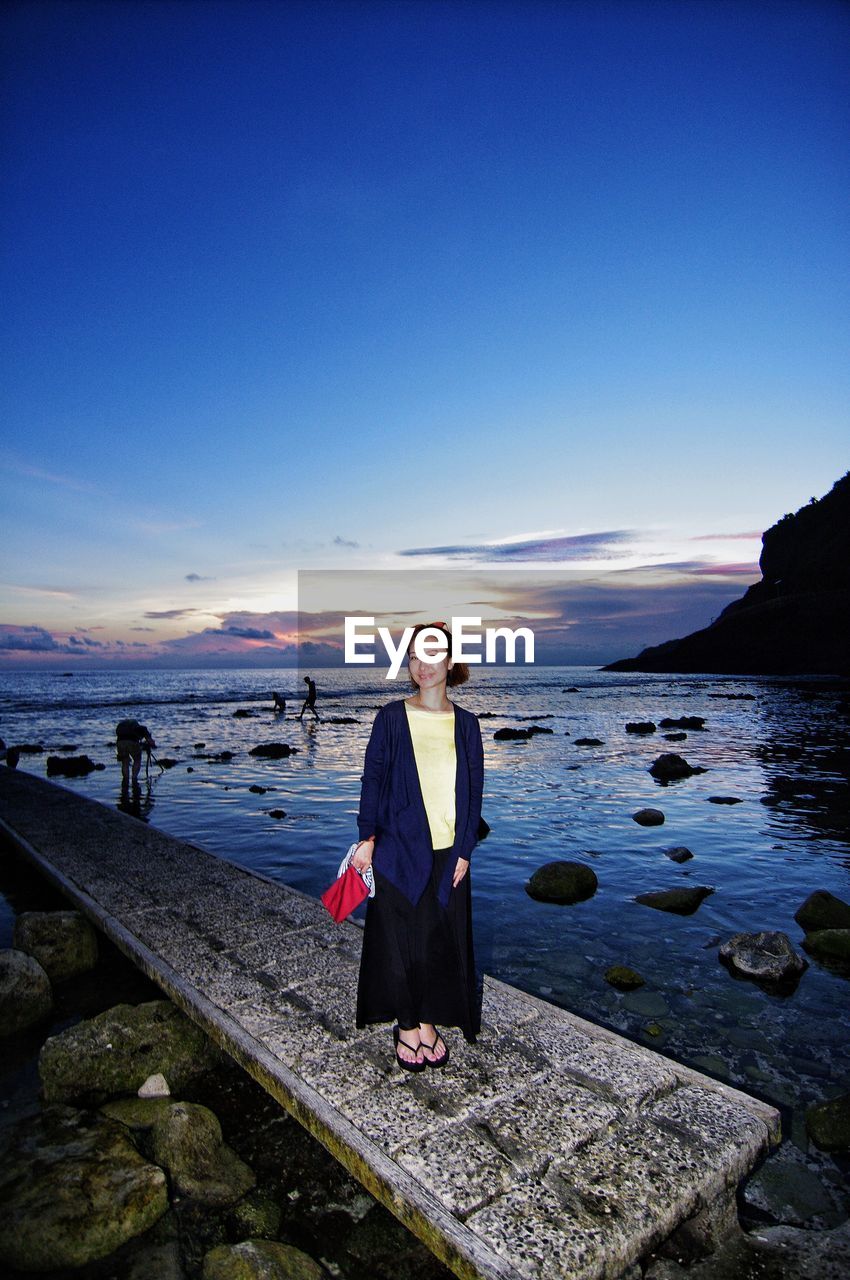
xmin=604 ymin=472 xmax=850 ymax=676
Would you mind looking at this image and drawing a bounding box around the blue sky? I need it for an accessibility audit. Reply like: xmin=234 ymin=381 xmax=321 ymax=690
xmin=1 ymin=0 xmax=848 ymax=666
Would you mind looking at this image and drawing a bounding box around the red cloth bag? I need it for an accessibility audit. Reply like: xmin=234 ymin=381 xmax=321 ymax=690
xmin=321 ymin=865 xmax=370 ymax=922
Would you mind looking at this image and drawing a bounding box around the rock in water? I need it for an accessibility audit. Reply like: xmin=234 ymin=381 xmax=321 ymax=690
xmin=525 ymin=861 xmax=598 ymax=904
xmin=719 ymin=931 xmax=808 ymax=986
xmin=40 ymin=999 xmax=211 ymax=1103
xmin=45 ymin=754 xmax=104 ymax=776
xmin=13 ymin=910 xmax=98 ymax=981
xmin=794 ymin=889 xmax=850 ymax=933
xmin=150 ymin=1101 xmax=255 ymax=1206
xmin=203 ymin=1239 xmax=325 ymax=1280
xmin=633 ymin=808 xmax=665 ymax=826
xmin=802 ymin=929 xmax=850 ymax=967
xmin=0 ymin=1104 xmax=168 ymax=1271
xmin=649 ymin=753 xmax=705 ymax=782
xmin=626 ymin=722 xmax=656 ymax=734
xmin=0 ymin=948 xmax=52 ymax=1036
xmin=636 ymin=886 xmax=714 ymax=915
xmin=249 ymin=742 xmax=296 ymax=758
xmin=493 ymin=726 xmax=531 ymax=740
xmin=604 ymin=966 xmax=645 ymax=991
xmin=806 ymin=1092 xmax=850 ymax=1152
xmin=664 ymin=846 xmax=694 ymax=863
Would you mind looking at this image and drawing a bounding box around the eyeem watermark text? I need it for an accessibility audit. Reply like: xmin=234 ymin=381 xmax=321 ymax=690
xmin=344 ymin=617 xmax=535 ymax=679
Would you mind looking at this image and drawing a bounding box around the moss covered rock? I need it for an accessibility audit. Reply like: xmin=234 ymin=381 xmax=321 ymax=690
xmin=604 ymin=965 xmax=645 ymax=991
xmin=802 ymin=929 xmax=850 ymax=966
xmin=203 ymin=1239 xmax=325 ymax=1279
xmin=228 ymin=1188 xmax=283 ymax=1239
xmin=525 ymin=861 xmax=598 ymax=904
xmin=795 ymin=890 xmax=850 ymax=934
xmin=13 ymin=910 xmax=99 ymax=981
xmin=806 ymin=1092 xmax=850 ymax=1152
xmin=101 ymin=1095 xmax=177 ymax=1131
xmin=151 ymin=1101 xmax=255 ymax=1206
xmin=0 ymin=947 xmax=52 ymax=1036
xmin=40 ymin=999 xmax=211 ymax=1103
xmin=0 ymin=1104 xmax=168 ymax=1271
xmin=719 ymin=931 xmax=808 ymax=985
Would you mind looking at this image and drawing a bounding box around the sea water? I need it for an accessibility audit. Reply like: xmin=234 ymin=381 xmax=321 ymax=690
xmin=1 ymin=665 xmax=848 ymax=1152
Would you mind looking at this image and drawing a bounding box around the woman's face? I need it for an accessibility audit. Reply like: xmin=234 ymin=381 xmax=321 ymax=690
xmin=408 ymin=633 xmax=452 ymax=689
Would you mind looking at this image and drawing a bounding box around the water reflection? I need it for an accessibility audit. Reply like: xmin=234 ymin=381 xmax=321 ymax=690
xmin=117 ymin=779 xmax=155 ymax=822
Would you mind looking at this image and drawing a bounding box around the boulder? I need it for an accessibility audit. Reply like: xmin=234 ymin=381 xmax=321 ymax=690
xmin=13 ymin=910 xmax=98 ymax=981
xmin=659 ymin=716 xmax=706 ymax=730
xmin=0 ymin=1104 xmax=168 ymax=1271
xmin=604 ymin=966 xmax=645 ymax=991
xmin=663 ymin=732 xmax=687 ymax=742
xmin=649 ymin=753 xmax=705 ymax=782
xmin=267 ymin=809 xmax=286 ymax=819
xmin=806 ymin=1092 xmax=850 ymax=1152
xmin=249 ymin=743 xmax=296 ymax=759
xmin=575 ymin=737 xmax=604 ymax=746
xmin=0 ymin=948 xmax=53 ymax=1036
xmin=101 ymin=1096 xmax=176 ymax=1131
xmin=794 ymin=889 xmax=850 ymax=933
xmin=203 ymin=1240 xmax=325 ymax=1280
xmin=526 ymin=725 xmax=554 ymax=736
xmin=802 ymin=929 xmax=850 ymax=967
xmin=633 ymin=808 xmax=665 ymax=826
xmin=249 ymin=785 xmax=269 ymax=794
xmin=525 ymin=861 xmax=598 ymax=904
xmin=719 ymin=931 xmax=808 ymax=986
xmin=40 ymin=999 xmax=211 ymax=1103
xmin=636 ymin=886 xmax=714 ymax=915
xmin=228 ymin=1188 xmax=283 ymax=1239
xmin=45 ymin=754 xmax=104 ymax=776
xmin=151 ymin=1101 xmax=255 ymax=1206
xmin=664 ymin=847 xmax=694 ymax=863
xmin=707 ymin=795 xmax=742 ymax=805
xmin=493 ymin=727 xmax=530 ymax=740
xmin=626 ymin=722 xmax=656 ymax=734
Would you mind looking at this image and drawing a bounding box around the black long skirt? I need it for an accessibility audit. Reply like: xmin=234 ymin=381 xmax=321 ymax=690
xmin=355 ymin=847 xmax=481 ymax=1042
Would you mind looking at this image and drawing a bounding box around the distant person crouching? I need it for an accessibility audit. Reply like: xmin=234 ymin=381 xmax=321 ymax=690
xmin=115 ymin=719 xmax=155 ymax=785
xmin=272 ymin=692 xmax=286 ymax=714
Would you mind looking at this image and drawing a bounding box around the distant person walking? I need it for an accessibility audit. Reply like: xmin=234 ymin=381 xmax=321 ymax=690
xmin=272 ymin=692 xmax=286 ymax=715
xmin=115 ymin=719 xmax=156 ymax=785
xmin=298 ymin=676 xmax=320 ymax=721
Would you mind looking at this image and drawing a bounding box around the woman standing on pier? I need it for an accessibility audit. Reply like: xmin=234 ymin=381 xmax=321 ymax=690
xmin=352 ymin=622 xmax=484 ymax=1071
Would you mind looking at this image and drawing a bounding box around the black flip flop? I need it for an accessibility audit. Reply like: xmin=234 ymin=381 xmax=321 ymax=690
xmin=393 ymin=1025 xmax=426 ymax=1073
xmin=420 ymin=1029 xmax=449 ymax=1069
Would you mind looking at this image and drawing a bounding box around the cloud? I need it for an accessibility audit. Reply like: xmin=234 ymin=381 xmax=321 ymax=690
xmin=0 ymin=457 xmax=99 ymax=494
xmin=222 ymin=625 xmax=276 ymax=640
xmin=131 ymin=626 xmax=155 ymax=632
xmin=690 ymin=531 xmax=762 ymax=542
xmin=185 ymin=573 xmax=216 ymax=583
xmin=143 ymin=608 xmax=201 ymax=620
xmin=0 ymin=625 xmax=93 ymax=655
xmin=333 ymin=535 xmax=359 ymax=549
xmin=398 ymin=530 xmax=638 ymax=563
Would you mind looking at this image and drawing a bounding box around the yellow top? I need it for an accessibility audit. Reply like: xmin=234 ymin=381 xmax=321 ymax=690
xmin=405 ymin=701 xmax=456 ymax=849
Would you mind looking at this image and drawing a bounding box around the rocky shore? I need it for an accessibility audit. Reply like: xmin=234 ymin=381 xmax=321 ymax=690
xmin=0 ymin=847 xmax=452 ymax=1280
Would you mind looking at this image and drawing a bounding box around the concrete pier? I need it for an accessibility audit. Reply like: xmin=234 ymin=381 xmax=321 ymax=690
xmin=0 ymin=769 xmax=780 ymax=1280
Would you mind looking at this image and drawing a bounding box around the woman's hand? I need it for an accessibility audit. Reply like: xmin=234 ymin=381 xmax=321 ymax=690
xmin=352 ymin=838 xmax=374 ymax=872
xmin=452 ymin=857 xmax=470 ymax=888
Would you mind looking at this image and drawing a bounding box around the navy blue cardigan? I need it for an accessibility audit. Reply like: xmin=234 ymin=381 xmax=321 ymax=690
xmin=357 ymin=698 xmax=484 ymax=909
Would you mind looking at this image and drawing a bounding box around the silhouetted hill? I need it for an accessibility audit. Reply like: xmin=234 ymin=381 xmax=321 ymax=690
xmin=605 ymin=472 xmax=850 ymax=676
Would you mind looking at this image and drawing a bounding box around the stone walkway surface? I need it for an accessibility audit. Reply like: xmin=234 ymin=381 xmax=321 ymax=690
xmin=0 ymin=770 xmax=780 ymax=1280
